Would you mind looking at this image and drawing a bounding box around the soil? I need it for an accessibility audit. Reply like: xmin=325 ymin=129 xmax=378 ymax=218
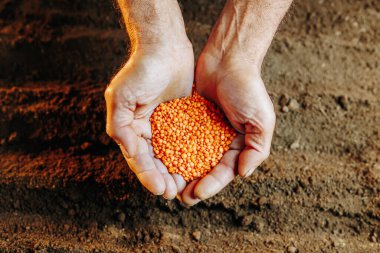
xmin=0 ymin=0 xmax=379 ymax=252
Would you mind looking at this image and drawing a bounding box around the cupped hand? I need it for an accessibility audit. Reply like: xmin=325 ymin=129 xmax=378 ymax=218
xmin=180 ymin=50 xmax=276 ymax=205
xmin=105 ymin=44 xmax=193 ymax=199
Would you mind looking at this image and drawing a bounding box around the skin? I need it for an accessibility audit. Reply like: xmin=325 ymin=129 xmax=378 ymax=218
xmin=105 ymin=0 xmax=192 ymax=199
xmin=105 ymin=0 xmax=293 ymax=204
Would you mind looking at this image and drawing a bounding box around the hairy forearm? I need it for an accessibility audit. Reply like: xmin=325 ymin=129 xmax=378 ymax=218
xmin=118 ymin=0 xmax=190 ymax=51
xmin=206 ymin=0 xmax=293 ymax=67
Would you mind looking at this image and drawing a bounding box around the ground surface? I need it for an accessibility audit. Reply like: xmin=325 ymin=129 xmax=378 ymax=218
xmin=0 ymin=0 xmax=379 ymax=252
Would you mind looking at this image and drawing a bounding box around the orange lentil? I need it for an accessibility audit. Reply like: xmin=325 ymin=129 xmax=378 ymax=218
xmin=150 ymin=90 xmax=237 ymax=182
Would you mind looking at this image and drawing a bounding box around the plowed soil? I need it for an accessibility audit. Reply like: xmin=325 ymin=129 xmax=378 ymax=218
xmin=0 ymin=0 xmax=379 ymax=252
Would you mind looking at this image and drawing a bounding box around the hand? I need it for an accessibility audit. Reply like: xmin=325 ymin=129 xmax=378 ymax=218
xmin=105 ymin=44 xmax=193 ymax=199
xmin=179 ymin=50 xmax=276 ymax=205
xmin=177 ymin=0 xmax=291 ymax=206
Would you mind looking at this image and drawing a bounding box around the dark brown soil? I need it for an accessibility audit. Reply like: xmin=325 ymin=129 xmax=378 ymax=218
xmin=1 ymin=0 xmax=379 ymax=252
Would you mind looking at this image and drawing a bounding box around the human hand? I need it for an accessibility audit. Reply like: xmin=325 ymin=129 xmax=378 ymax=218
xmin=178 ymin=0 xmax=292 ymax=205
xmin=105 ymin=0 xmax=194 ymax=199
xmin=178 ymin=50 xmax=276 ymax=205
xmin=105 ymin=45 xmax=194 ymax=199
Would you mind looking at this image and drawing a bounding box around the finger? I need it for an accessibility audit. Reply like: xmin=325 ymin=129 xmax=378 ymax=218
xmin=146 ymin=139 xmax=155 ymax=156
xmin=131 ymin=118 xmax=152 ymax=139
xmin=238 ymin=122 xmax=274 ymax=177
xmin=148 ymin=138 xmax=186 ymax=197
xmin=149 ymin=140 xmax=179 ymax=199
xmin=172 ymin=174 xmax=187 ymax=193
xmin=153 ymin=158 xmax=177 ymax=200
xmin=161 ymin=174 xmax=177 ymax=200
xmin=181 ymin=179 xmax=201 ymax=206
xmin=120 ymin=137 xmax=166 ymax=195
xmin=194 ymin=150 xmax=239 ymax=200
xmin=110 ymin=125 xmax=138 ymax=158
xmin=238 ymin=149 xmax=265 ymax=177
xmin=230 ymin=134 xmax=245 ymax=150
xmin=105 ymin=99 xmax=137 ymax=156
xmin=105 ymin=90 xmax=135 ymax=151
xmin=104 ymin=76 xmax=166 ymax=195
xmin=136 ymin=99 xmax=161 ymax=120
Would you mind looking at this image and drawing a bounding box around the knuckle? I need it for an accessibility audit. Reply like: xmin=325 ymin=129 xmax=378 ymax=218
xmin=104 ymin=86 xmax=115 ymax=101
xmin=105 ymin=124 xmax=118 ymax=140
xmin=194 ymin=189 xmax=209 ymax=201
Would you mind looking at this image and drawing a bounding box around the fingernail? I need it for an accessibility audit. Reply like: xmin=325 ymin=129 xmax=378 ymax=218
xmin=244 ymin=168 xmax=255 ymax=178
xmin=183 ymin=200 xmax=200 ymax=208
xmin=163 ymin=194 xmax=176 ymax=201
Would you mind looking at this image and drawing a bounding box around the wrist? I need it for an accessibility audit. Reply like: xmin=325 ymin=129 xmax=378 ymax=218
xmin=204 ymin=0 xmax=292 ymax=67
xmin=118 ymin=0 xmax=191 ymax=52
xmin=201 ymin=43 xmax=263 ymax=73
xmin=128 ymin=19 xmax=191 ymax=51
xmin=133 ymin=35 xmax=192 ymax=52
xmin=198 ymin=49 xmax=261 ymax=85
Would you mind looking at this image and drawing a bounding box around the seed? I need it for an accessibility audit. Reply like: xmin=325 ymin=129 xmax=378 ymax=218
xmin=150 ymin=90 xmax=236 ymax=182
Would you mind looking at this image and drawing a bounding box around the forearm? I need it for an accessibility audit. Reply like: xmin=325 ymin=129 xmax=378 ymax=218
xmin=118 ymin=0 xmax=190 ymax=51
xmin=206 ymin=0 xmax=293 ymax=67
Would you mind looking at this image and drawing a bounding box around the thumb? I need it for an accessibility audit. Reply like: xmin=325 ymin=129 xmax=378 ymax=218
xmin=238 ymin=117 xmax=275 ymax=177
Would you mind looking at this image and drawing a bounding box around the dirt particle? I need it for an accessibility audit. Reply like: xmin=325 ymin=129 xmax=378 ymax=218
xmin=191 ymin=230 xmax=201 ymax=241
xmin=172 ymin=245 xmax=182 ymax=253
xmin=67 ymin=209 xmax=76 ymax=217
xmin=279 ymin=94 xmax=289 ymax=107
xmin=255 ymin=219 xmax=265 ymax=232
xmin=258 ymin=196 xmax=267 ymax=206
xmin=240 ymin=215 xmax=265 ymax=232
xmin=336 ymin=95 xmax=349 ymax=110
xmin=281 ymin=106 xmax=289 ymax=113
xmin=287 ymin=245 xmax=298 ymax=253
xmin=322 ymin=219 xmax=329 ymax=228
xmin=161 ymin=231 xmax=179 ymax=242
xmin=63 ymin=224 xmax=70 ymax=231
xmin=369 ymin=229 xmax=379 ymax=242
xmin=370 ymin=235 xmax=377 ymax=243
xmin=290 ymin=138 xmax=301 ymax=150
xmin=60 ymin=201 xmax=69 ymax=209
xmin=8 ymin=132 xmax=18 ymax=142
xmin=279 ymin=94 xmax=290 ymax=113
xmin=13 ymin=200 xmax=20 ymax=209
xmin=241 ymin=214 xmax=254 ymax=226
xmin=288 ymin=98 xmax=300 ymax=111
xmin=80 ymin=142 xmax=91 ymax=150
xmin=68 ymin=189 xmax=83 ymax=203
xmin=117 ymin=212 xmax=126 ymax=223
xmin=331 ymin=237 xmax=346 ymax=248
xmin=143 ymin=232 xmax=150 ymax=243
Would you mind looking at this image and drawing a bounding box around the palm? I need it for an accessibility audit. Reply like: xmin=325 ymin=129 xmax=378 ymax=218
xmin=105 ymin=47 xmax=194 ymax=199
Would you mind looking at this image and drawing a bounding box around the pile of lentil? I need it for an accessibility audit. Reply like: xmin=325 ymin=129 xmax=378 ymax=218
xmin=151 ymin=91 xmax=236 ymax=182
